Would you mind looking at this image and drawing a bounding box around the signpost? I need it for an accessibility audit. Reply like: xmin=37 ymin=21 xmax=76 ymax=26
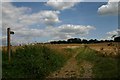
xmin=7 ymin=28 xmax=14 ymax=62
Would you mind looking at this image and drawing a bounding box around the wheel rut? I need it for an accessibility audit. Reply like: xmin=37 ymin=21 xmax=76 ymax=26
xmin=47 ymin=47 xmax=93 ymax=78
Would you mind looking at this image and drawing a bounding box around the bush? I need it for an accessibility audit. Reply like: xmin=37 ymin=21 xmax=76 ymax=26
xmin=2 ymin=45 xmax=67 ymax=79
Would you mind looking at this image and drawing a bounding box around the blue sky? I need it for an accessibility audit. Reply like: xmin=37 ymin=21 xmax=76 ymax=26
xmin=13 ymin=2 xmax=117 ymax=38
xmin=2 ymin=1 xmax=118 ymax=45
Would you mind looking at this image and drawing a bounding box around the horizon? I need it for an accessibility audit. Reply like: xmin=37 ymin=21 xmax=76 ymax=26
xmin=1 ymin=37 xmax=118 ymax=47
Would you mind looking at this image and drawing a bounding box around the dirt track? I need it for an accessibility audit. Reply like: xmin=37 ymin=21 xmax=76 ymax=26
xmin=47 ymin=46 xmax=93 ymax=78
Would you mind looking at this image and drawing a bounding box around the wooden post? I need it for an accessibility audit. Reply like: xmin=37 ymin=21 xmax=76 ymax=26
xmin=7 ymin=28 xmax=11 ymax=62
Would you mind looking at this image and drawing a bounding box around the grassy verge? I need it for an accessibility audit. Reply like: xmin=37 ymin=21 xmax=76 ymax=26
xmin=2 ymin=45 xmax=69 ymax=79
xmin=76 ymin=46 xmax=118 ymax=78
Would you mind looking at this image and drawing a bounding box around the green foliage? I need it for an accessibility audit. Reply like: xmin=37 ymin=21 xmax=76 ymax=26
xmin=2 ymin=45 xmax=67 ymax=79
xmin=93 ymin=58 xmax=118 ymax=78
xmin=76 ymin=47 xmax=118 ymax=78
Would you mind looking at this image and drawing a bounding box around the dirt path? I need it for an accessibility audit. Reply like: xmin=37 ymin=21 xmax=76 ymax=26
xmin=79 ymin=61 xmax=93 ymax=78
xmin=47 ymin=47 xmax=93 ymax=78
xmin=47 ymin=50 xmax=80 ymax=78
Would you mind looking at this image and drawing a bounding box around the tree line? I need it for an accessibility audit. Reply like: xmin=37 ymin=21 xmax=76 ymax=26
xmin=50 ymin=36 xmax=120 ymax=44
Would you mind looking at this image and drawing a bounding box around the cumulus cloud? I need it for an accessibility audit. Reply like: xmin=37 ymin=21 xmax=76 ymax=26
xmin=107 ymin=29 xmax=120 ymax=36
xmin=2 ymin=3 xmax=60 ymax=29
xmin=58 ymin=25 xmax=95 ymax=34
xmin=46 ymin=0 xmax=80 ymax=10
xmin=101 ymin=29 xmax=120 ymax=40
xmin=46 ymin=24 xmax=95 ymax=40
xmin=2 ymin=2 xmax=61 ymax=45
xmin=15 ymin=24 xmax=95 ymax=39
xmin=1 ymin=24 xmax=95 ymax=45
xmin=19 ymin=10 xmax=60 ymax=26
xmin=15 ymin=28 xmax=48 ymax=38
xmin=98 ymin=0 xmax=119 ymax=15
xmin=1 ymin=2 xmax=95 ymax=45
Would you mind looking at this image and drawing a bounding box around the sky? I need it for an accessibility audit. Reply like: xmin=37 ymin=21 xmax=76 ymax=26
xmin=1 ymin=0 xmax=120 ymax=45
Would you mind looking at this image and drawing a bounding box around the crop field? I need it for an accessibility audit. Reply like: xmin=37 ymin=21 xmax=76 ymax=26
xmin=2 ymin=42 xmax=120 ymax=79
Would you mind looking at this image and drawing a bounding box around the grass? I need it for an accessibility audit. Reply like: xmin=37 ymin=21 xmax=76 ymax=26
xmin=2 ymin=44 xmax=69 ymax=79
xmin=2 ymin=44 xmax=119 ymax=79
xmin=63 ymin=47 xmax=78 ymax=58
xmin=76 ymin=46 xmax=119 ymax=78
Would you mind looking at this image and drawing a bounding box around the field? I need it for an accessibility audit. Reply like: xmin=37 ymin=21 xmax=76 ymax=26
xmin=2 ymin=42 xmax=120 ymax=79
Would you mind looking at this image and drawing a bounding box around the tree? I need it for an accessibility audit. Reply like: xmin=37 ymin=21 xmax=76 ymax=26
xmin=82 ymin=39 xmax=88 ymax=44
xmin=114 ymin=36 xmax=120 ymax=42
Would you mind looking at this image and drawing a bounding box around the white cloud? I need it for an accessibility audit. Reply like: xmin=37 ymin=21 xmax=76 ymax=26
xmin=2 ymin=0 xmax=109 ymax=2
xmin=46 ymin=0 xmax=80 ymax=10
xmin=98 ymin=0 xmax=119 ymax=15
xmin=101 ymin=29 xmax=120 ymax=40
xmin=15 ymin=28 xmax=48 ymax=37
xmin=1 ymin=2 xmax=95 ymax=45
xmin=19 ymin=10 xmax=60 ymax=26
xmin=1 ymin=24 xmax=95 ymax=45
xmin=1 ymin=2 xmax=61 ymax=45
xmin=15 ymin=24 xmax=95 ymax=39
xmin=47 ymin=24 xmax=95 ymax=40
xmin=107 ymin=29 xmax=120 ymax=36
xmin=58 ymin=25 xmax=95 ymax=34
xmin=2 ymin=3 xmax=60 ymax=29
